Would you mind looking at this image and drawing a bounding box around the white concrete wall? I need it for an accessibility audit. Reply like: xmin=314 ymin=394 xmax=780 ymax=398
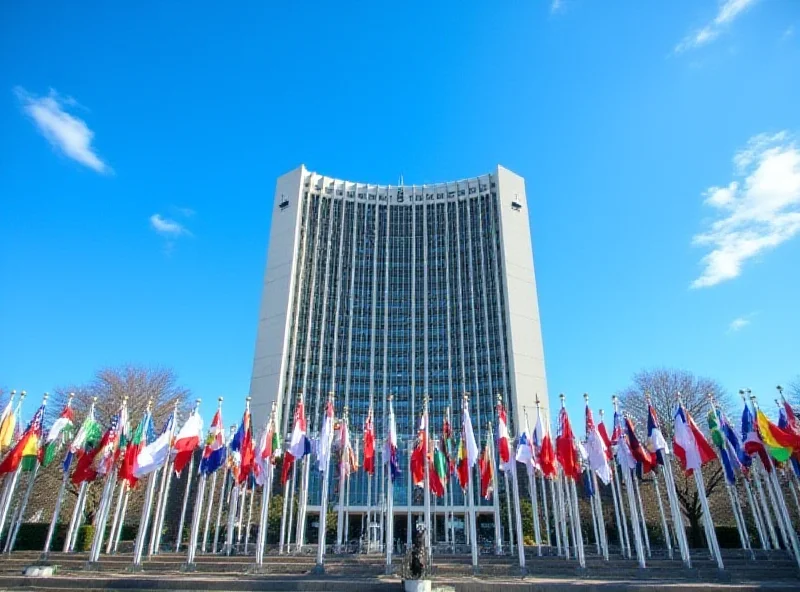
xmin=249 ymin=165 xmax=306 ymax=430
xmin=495 ymin=165 xmax=550 ymax=432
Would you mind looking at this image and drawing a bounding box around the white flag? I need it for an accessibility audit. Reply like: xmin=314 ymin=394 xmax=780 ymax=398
xmin=586 ymin=429 xmax=611 ymax=485
xmin=317 ymin=400 xmax=334 ymax=472
xmin=463 ymin=406 xmax=479 ymax=469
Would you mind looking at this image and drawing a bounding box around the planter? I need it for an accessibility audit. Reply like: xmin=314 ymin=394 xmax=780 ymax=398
xmin=403 ymin=579 xmax=431 ymax=592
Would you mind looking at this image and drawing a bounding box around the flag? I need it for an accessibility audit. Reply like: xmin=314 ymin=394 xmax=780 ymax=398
xmin=41 ymin=403 xmax=75 ymax=468
xmin=597 ymin=418 xmax=613 ymax=460
xmin=173 ymin=409 xmax=203 ymax=476
xmin=673 ymin=405 xmax=716 ymax=475
xmin=646 ymin=404 xmax=669 ymax=465
xmin=0 ymin=403 xmax=46 ymax=474
xmin=63 ymin=406 xmax=102 ymax=474
xmin=317 ymin=399 xmax=334 ymax=473
xmin=479 ymin=440 xmax=493 ymax=500
xmin=456 ymin=437 xmax=469 ymax=489
xmin=539 ymin=428 xmax=557 ymax=478
xmin=288 ymin=399 xmax=311 ymax=459
xmin=432 ymin=439 xmax=448 ymax=496
xmin=497 ymin=401 xmax=512 ymax=470
xmin=720 ymin=408 xmax=749 ymax=470
xmin=133 ymin=411 xmax=175 ymax=478
xmin=462 ymin=404 xmax=479 ymax=469
xmin=585 ymin=405 xmax=611 ymax=485
xmin=555 ymin=407 xmax=580 ymax=481
xmin=708 ymin=409 xmax=735 ymax=485
xmin=410 ymin=412 xmax=427 ymax=487
xmin=200 ymin=408 xmax=226 ymax=475
xmin=363 ymin=409 xmax=375 ymax=475
xmin=624 ymin=416 xmax=655 ymax=474
xmin=741 ymin=404 xmax=771 ymax=470
xmin=231 ymin=408 xmax=253 ymax=484
xmin=0 ymin=398 xmax=17 ymax=453
xmin=442 ymin=415 xmax=455 ymax=474
xmin=385 ymin=401 xmax=400 ymax=482
xmin=515 ymin=417 xmax=534 ymax=468
xmin=339 ymin=417 xmax=358 ymax=479
xmin=118 ymin=410 xmax=152 ymax=487
xmin=782 ymin=400 xmax=800 ymax=434
xmin=616 ymin=430 xmax=638 ymax=471
xmin=756 ymin=409 xmax=798 ymax=461
xmin=92 ymin=406 xmax=127 ymax=478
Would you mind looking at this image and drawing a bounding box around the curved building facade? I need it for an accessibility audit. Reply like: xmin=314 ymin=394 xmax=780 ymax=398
xmin=249 ymin=165 xmax=548 ymax=522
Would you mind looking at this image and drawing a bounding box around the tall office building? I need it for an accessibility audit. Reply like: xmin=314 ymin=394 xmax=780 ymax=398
xmin=249 ymin=165 xmax=548 ymax=524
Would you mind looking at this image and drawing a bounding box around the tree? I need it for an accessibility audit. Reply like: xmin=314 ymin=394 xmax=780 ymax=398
xmin=788 ymin=377 xmax=800 ymax=409
xmin=43 ymin=365 xmax=192 ymax=523
xmin=618 ymin=368 xmax=730 ymax=547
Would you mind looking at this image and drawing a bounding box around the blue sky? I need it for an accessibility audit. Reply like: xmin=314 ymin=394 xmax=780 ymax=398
xmin=1 ymin=0 xmax=799 ymax=427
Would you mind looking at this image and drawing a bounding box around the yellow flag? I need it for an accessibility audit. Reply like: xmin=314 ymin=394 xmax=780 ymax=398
xmin=0 ymin=412 xmax=16 ymax=451
xmin=756 ymin=410 xmax=792 ymax=462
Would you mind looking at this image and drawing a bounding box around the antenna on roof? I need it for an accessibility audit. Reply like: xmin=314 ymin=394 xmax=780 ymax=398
xmin=399 ymin=174 xmax=404 ymax=187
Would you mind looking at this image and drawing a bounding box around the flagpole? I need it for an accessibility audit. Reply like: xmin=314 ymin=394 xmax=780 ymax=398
xmin=647 ymin=394 xmax=690 ymax=567
xmin=600 ymin=409 xmax=627 ymax=558
xmin=43 ymin=467 xmax=70 ymax=557
xmin=255 ymin=459 xmax=273 ymax=566
xmin=463 ymin=393 xmax=479 ymax=574
xmin=132 ymin=398 xmax=178 ymax=569
xmin=186 ymin=472 xmax=206 ymax=568
xmin=588 ymin=472 xmax=600 ymax=555
xmin=132 ymin=472 xmax=158 ymax=568
xmin=503 ymin=472 xmax=514 ymax=555
xmin=40 ymin=391 xmax=76 ymax=557
xmin=535 ymin=397 xmax=552 ymax=550
xmin=236 ymin=479 xmax=247 ymax=546
xmin=92 ymin=396 xmax=130 ymax=564
xmin=212 ymin=428 xmax=234 ymax=554
xmin=423 ymin=396 xmax=432 ymax=562
xmin=751 ymin=394 xmax=800 ymax=569
xmin=283 ymin=462 xmax=296 ymax=553
xmin=295 ymin=388 xmax=318 ymax=553
xmin=630 ymin=468 xmax=651 ymax=558
xmin=0 ymin=390 xmax=27 ymax=543
xmin=227 ymin=395 xmax=249 ymax=558
xmin=63 ymin=481 xmax=87 ymax=553
xmin=407 ymin=439 xmax=412 ymax=549
xmin=151 ymin=456 xmax=177 ymax=555
xmin=106 ymin=481 xmax=128 ymax=554
xmin=7 ymin=458 xmax=40 ymax=553
xmin=336 ymin=408 xmax=349 ymax=553
xmin=202 ymin=471 xmax=218 ymax=553
xmin=385 ymin=394 xmax=396 ymax=574
xmin=613 ymin=396 xmax=645 ymax=569
xmin=173 ymin=398 xmax=202 ymax=553
xmin=315 ymin=392 xmax=335 ymax=573
xmin=511 ymin=457 xmax=527 ymax=573
xmin=651 ymin=471 xmax=672 ymax=559
xmin=278 ymin=461 xmax=292 ymax=554
xmin=174 ymin=455 xmax=195 ymax=553
xmin=743 ymin=476 xmax=768 ymax=549
xmin=522 ymin=409 xmax=542 ymax=556
xmin=487 ymin=423 xmax=502 ymax=555
xmin=199 ymin=397 xmax=224 ymax=565
xmin=557 ymin=471 xmax=571 ymax=560
xmin=113 ymin=485 xmax=131 ymax=553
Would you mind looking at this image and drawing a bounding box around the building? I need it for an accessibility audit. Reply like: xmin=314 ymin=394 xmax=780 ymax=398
xmin=249 ymin=165 xmax=548 ymax=539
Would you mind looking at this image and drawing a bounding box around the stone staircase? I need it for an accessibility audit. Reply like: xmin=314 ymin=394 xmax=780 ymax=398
xmin=0 ymin=548 xmax=795 ymax=591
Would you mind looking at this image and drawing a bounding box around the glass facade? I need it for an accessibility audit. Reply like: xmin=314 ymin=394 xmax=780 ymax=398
xmin=277 ymin=172 xmax=517 ymax=513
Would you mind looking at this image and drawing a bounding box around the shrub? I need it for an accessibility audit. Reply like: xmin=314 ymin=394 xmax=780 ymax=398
xmin=74 ymin=525 xmax=94 ymax=551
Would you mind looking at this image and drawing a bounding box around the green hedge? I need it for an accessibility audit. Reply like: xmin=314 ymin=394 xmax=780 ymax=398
xmin=4 ymin=522 xmax=139 ymax=552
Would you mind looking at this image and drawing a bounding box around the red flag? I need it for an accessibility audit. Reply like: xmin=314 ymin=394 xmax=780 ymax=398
xmin=556 ymin=408 xmax=580 ymax=481
xmin=479 ymin=443 xmax=493 ymax=500
xmin=429 ymin=459 xmax=445 ymax=497
xmin=539 ymin=431 xmax=556 ymax=478
xmin=496 ymin=402 xmax=511 ymax=467
xmin=281 ymin=452 xmax=295 ymax=485
xmin=410 ymin=444 xmax=425 ymax=486
xmin=624 ymin=417 xmax=655 ymax=474
xmin=363 ymin=410 xmax=375 ymax=475
xmin=457 ymin=437 xmax=469 ymax=489
xmin=597 ymin=420 xmax=613 ymax=460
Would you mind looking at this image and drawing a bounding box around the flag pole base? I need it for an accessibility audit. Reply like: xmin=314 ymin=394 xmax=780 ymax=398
xmin=518 ymin=566 xmax=527 ymax=577
xmin=247 ymin=564 xmax=269 ymax=574
xmin=311 ymin=563 xmax=326 ymax=575
xmin=385 ymin=564 xmax=394 ymax=575
xmin=180 ymin=563 xmax=197 ymax=573
xmin=127 ymin=564 xmax=145 ymax=573
xmin=83 ymin=561 xmax=101 ymax=572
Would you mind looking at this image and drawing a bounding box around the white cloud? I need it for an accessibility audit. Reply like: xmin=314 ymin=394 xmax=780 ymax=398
xmin=675 ymin=0 xmax=758 ymax=53
xmin=782 ymin=25 xmax=794 ymax=40
xmin=691 ymin=131 xmax=800 ymax=289
xmin=551 ymin=0 xmax=562 ymax=14
xmin=150 ymin=214 xmax=189 ymax=236
xmin=728 ymin=316 xmax=751 ymax=332
xmin=15 ymin=87 xmax=110 ymax=173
